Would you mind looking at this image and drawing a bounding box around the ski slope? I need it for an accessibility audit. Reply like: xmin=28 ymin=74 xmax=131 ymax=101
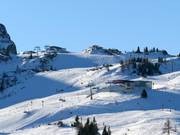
xmin=0 ymin=53 xmax=180 ymax=135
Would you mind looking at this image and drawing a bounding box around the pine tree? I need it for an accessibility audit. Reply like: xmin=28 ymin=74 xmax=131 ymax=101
xmin=144 ymin=47 xmax=148 ymax=53
xmin=141 ymin=89 xmax=148 ymax=98
xmin=72 ymin=115 xmax=82 ymax=128
xmin=102 ymin=126 xmax=108 ymax=135
xmin=108 ymin=127 xmax=111 ymax=135
xmin=102 ymin=126 xmax=111 ymax=135
xmin=92 ymin=117 xmax=98 ymax=134
xmin=156 ymin=48 xmax=159 ymax=52
xmin=136 ymin=46 xmax=141 ymax=53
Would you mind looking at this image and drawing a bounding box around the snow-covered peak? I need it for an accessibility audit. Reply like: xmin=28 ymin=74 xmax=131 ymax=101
xmin=82 ymin=45 xmax=122 ymax=55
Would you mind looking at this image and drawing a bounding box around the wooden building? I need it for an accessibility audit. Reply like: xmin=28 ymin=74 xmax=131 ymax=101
xmin=107 ymin=79 xmax=152 ymax=93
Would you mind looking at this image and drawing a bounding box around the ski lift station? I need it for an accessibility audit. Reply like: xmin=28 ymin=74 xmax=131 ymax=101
xmin=107 ymin=79 xmax=152 ymax=93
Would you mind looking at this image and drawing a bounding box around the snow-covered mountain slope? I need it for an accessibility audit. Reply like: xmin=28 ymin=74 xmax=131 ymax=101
xmin=0 ymin=50 xmax=176 ymax=74
xmin=0 ymin=53 xmax=124 ymax=74
xmin=0 ymin=62 xmax=179 ymax=135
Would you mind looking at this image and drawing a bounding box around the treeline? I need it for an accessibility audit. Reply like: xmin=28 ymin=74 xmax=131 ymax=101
xmin=120 ymin=57 xmax=161 ymax=77
xmin=135 ymin=46 xmax=168 ymax=55
xmin=71 ymin=116 xmax=111 ymax=135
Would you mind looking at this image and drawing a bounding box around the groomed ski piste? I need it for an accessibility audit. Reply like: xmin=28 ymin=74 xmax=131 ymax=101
xmin=0 ymin=52 xmax=179 ymax=135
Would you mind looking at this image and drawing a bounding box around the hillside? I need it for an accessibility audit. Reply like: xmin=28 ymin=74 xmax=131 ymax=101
xmin=0 ymin=53 xmax=179 ymax=134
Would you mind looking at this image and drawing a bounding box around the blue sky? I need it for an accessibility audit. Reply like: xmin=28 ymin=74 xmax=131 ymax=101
xmin=0 ymin=0 xmax=180 ymax=54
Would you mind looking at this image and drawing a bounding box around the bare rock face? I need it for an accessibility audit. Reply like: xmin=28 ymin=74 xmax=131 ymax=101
xmin=0 ymin=24 xmax=17 ymax=56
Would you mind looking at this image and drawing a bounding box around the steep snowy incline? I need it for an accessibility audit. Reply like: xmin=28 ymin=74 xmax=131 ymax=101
xmin=1 ymin=51 xmax=176 ymax=74
xmin=0 ymin=64 xmax=179 ymax=134
xmin=0 ymin=64 xmax=124 ymax=108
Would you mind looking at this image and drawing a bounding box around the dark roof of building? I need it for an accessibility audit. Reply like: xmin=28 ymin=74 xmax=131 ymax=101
xmin=109 ymin=79 xmax=151 ymax=84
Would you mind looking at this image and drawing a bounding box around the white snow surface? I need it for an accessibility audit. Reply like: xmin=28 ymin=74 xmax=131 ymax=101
xmin=0 ymin=52 xmax=179 ymax=135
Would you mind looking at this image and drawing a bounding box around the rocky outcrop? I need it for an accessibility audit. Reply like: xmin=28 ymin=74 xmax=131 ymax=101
xmin=83 ymin=45 xmax=122 ymax=55
xmin=45 ymin=46 xmax=69 ymax=53
xmin=0 ymin=24 xmax=17 ymax=56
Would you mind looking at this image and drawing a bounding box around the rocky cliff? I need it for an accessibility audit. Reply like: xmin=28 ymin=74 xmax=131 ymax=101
xmin=0 ymin=23 xmax=17 ymax=56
